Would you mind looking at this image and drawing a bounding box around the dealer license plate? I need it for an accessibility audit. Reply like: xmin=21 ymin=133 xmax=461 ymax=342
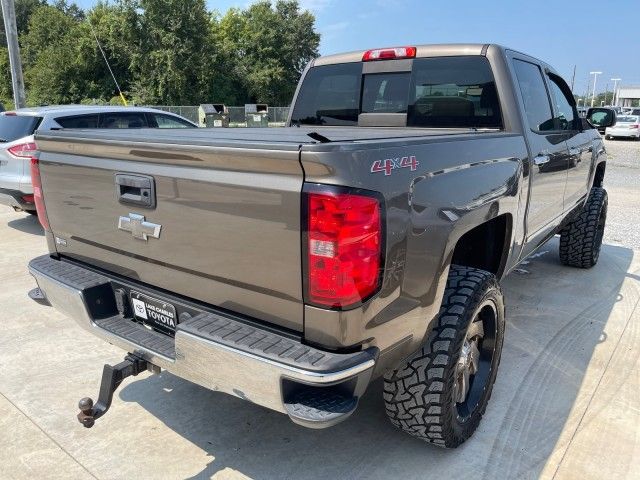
xmin=130 ymin=291 xmax=177 ymax=334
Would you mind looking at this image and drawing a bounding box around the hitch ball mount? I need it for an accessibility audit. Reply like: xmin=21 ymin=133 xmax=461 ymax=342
xmin=77 ymin=353 xmax=157 ymax=428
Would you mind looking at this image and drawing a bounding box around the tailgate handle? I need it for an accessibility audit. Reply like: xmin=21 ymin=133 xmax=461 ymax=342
xmin=115 ymin=174 xmax=156 ymax=208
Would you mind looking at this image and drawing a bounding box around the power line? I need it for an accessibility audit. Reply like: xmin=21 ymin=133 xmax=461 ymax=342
xmin=88 ymin=21 xmax=128 ymax=106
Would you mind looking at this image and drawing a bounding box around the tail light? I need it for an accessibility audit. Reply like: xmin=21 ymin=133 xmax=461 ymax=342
xmin=304 ymin=186 xmax=383 ymax=309
xmin=629 ymin=124 xmax=639 ymax=129
xmin=7 ymin=141 xmax=37 ymax=158
xmin=362 ymin=46 xmax=416 ymax=62
xmin=30 ymin=152 xmax=51 ymax=231
xmin=8 ymin=141 xmax=49 ymax=229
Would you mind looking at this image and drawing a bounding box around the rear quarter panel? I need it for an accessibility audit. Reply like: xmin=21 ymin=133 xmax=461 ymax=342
xmin=301 ymin=133 xmax=528 ymax=373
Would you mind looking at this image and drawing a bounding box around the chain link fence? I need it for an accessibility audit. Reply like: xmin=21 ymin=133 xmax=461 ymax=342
xmin=146 ymin=105 xmax=291 ymax=126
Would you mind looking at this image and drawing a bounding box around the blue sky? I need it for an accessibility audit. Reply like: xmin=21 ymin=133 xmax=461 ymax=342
xmin=74 ymin=0 xmax=639 ymax=95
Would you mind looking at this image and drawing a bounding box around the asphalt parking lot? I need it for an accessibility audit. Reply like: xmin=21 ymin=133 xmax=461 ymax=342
xmin=1 ymin=139 xmax=639 ymax=480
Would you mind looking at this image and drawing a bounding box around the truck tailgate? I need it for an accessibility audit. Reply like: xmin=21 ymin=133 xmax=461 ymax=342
xmin=35 ymin=131 xmax=305 ymax=331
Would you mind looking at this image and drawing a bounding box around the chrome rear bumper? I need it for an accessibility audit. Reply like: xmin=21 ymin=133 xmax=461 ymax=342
xmin=29 ymin=255 xmax=377 ymax=428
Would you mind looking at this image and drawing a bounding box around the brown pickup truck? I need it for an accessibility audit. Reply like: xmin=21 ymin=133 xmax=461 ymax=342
xmin=28 ymin=44 xmax=612 ymax=448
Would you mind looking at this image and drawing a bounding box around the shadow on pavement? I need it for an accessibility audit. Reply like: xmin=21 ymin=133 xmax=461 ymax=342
xmin=7 ymin=214 xmax=44 ymax=236
xmin=119 ymin=239 xmax=636 ymax=480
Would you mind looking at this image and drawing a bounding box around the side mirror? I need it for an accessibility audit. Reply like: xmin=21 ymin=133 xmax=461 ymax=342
xmin=586 ymin=107 xmax=616 ymax=129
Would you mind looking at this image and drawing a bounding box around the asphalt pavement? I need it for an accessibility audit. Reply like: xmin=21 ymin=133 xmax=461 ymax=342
xmin=0 ymin=139 xmax=639 ymax=480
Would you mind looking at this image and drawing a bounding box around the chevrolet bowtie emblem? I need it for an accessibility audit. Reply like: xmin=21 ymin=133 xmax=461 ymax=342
xmin=118 ymin=213 xmax=161 ymax=241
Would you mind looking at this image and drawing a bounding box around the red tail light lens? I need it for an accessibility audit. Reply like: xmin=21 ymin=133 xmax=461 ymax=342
xmin=8 ymin=141 xmax=37 ymax=158
xmin=629 ymin=124 xmax=639 ymax=129
xmin=30 ymin=156 xmax=50 ymax=231
xmin=8 ymin=141 xmax=48 ymax=228
xmin=362 ymin=46 xmax=416 ymax=62
xmin=305 ymin=187 xmax=383 ymax=309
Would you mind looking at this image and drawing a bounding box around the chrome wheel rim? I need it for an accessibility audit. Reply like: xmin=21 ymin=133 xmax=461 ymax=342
xmin=454 ymin=300 xmax=498 ymax=421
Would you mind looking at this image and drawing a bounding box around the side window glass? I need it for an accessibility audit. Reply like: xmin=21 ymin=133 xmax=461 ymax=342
xmin=154 ymin=114 xmax=193 ymax=128
xmin=548 ymin=75 xmax=577 ymax=130
xmin=513 ymin=59 xmax=555 ymax=132
xmin=55 ymin=114 xmax=100 ymax=128
xmin=100 ymin=113 xmax=148 ymax=129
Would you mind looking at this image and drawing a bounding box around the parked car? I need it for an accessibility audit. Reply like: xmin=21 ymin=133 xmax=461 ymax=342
xmin=605 ymin=115 xmax=640 ymax=139
xmin=0 ymin=106 xmax=196 ymax=213
xmin=28 ymin=44 xmax=611 ymax=448
xmin=628 ymin=107 xmax=640 ymax=116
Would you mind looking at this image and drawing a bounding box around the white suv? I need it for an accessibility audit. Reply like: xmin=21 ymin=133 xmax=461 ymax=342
xmin=0 ymin=105 xmax=196 ymax=212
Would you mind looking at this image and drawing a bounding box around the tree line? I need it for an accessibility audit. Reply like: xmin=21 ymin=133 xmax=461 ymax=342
xmin=0 ymin=0 xmax=320 ymax=108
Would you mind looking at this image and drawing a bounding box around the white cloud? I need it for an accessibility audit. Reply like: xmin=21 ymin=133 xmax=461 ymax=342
xmin=299 ymin=0 xmax=333 ymax=14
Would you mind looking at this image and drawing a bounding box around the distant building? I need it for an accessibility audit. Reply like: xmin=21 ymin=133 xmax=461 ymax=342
xmin=617 ymin=86 xmax=640 ymax=107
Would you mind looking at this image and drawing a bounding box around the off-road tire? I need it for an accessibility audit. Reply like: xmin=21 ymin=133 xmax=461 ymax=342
xmin=559 ymin=187 xmax=607 ymax=268
xmin=383 ymin=265 xmax=505 ymax=448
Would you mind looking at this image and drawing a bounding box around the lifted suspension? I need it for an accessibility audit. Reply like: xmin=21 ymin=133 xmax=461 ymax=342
xmin=77 ymin=354 xmax=151 ymax=428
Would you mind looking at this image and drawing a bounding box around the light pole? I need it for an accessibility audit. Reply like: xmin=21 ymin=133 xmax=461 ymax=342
xmin=590 ymin=71 xmax=602 ymax=107
xmin=611 ymin=78 xmax=621 ymax=106
xmin=1 ymin=0 xmax=26 ymax=108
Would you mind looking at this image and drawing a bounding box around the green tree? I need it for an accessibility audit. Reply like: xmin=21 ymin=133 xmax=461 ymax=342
xmin=20 ymin=4 xmax=89 ymax=104
xmin=219 ymin=0 xmax=319 ymax=105
xmin=0 ymin=0 xmax=46 ymax=46
xmin=82 ymin=1 xmax=141 ymax=102
xmin=3 ymin=0 xmax=321 ymax=107
xmin=0 ymin=47 xmax=13 ymax=107
xmin=129 ymin=0 xmax=211 ymax=105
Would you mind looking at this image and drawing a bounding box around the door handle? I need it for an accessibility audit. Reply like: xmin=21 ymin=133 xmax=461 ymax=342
xmin=533 ymin=155 xmax=550 ymax=166
xmin=115 ymin=174 xmax=156 ymax=208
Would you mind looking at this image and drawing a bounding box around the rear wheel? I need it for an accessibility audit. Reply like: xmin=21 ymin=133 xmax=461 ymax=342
xmin=383 ymin=265 xmax=505 ymax=448
xmin=559 ymin=187 xmax=607 ymax=268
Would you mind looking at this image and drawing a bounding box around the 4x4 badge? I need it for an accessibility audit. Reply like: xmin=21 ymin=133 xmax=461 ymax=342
xmin=371 ymin=155 xmax=419 ymax=176
xmin=118 ymin=213 xmax=161 ymax=241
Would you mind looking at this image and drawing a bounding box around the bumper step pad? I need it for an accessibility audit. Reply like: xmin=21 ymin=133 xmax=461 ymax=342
xmin=96 ymin=316 xmax=175 ymax=359
xmin=284 ymin=389 xmax=359 ymax=428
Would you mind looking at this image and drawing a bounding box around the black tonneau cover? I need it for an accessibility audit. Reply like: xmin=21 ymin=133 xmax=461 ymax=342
xmin=35 ymin=126 xmax=495 ymax=148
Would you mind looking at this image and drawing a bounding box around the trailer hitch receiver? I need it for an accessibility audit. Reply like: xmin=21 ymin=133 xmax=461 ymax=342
xmin=77 ymin=354 xmax=149 ymax=428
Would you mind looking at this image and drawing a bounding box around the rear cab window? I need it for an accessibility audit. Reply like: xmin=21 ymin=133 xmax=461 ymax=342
xmin=290 ymin=56 xmax=503 ymax=129
xmin=0 ymin=114 xmax=43 ymax=143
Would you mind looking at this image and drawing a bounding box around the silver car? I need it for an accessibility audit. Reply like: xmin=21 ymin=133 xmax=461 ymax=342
xmin=0 ymin=105 xmax=197 ymax=212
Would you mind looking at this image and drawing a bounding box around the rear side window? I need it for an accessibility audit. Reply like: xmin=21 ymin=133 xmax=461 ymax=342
xmin=150 ymin=113 xmax=194 ymax=128
xmin=100 ymin=112 xmax=148 ymax=129
xmin=512 ymin=59 xmax=555 ymax=132
xmin=55 ymin=114 xmax=100 ymax=129
xmin=407 ymin=56 xmax=502 ymax=128
xmin=547 ymin=75 xmax=577 ymax=130
xmin=290 ymin=63 xmax=362 ymax=126
xmin=0 ymin=115 xmax=42 ymax=142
